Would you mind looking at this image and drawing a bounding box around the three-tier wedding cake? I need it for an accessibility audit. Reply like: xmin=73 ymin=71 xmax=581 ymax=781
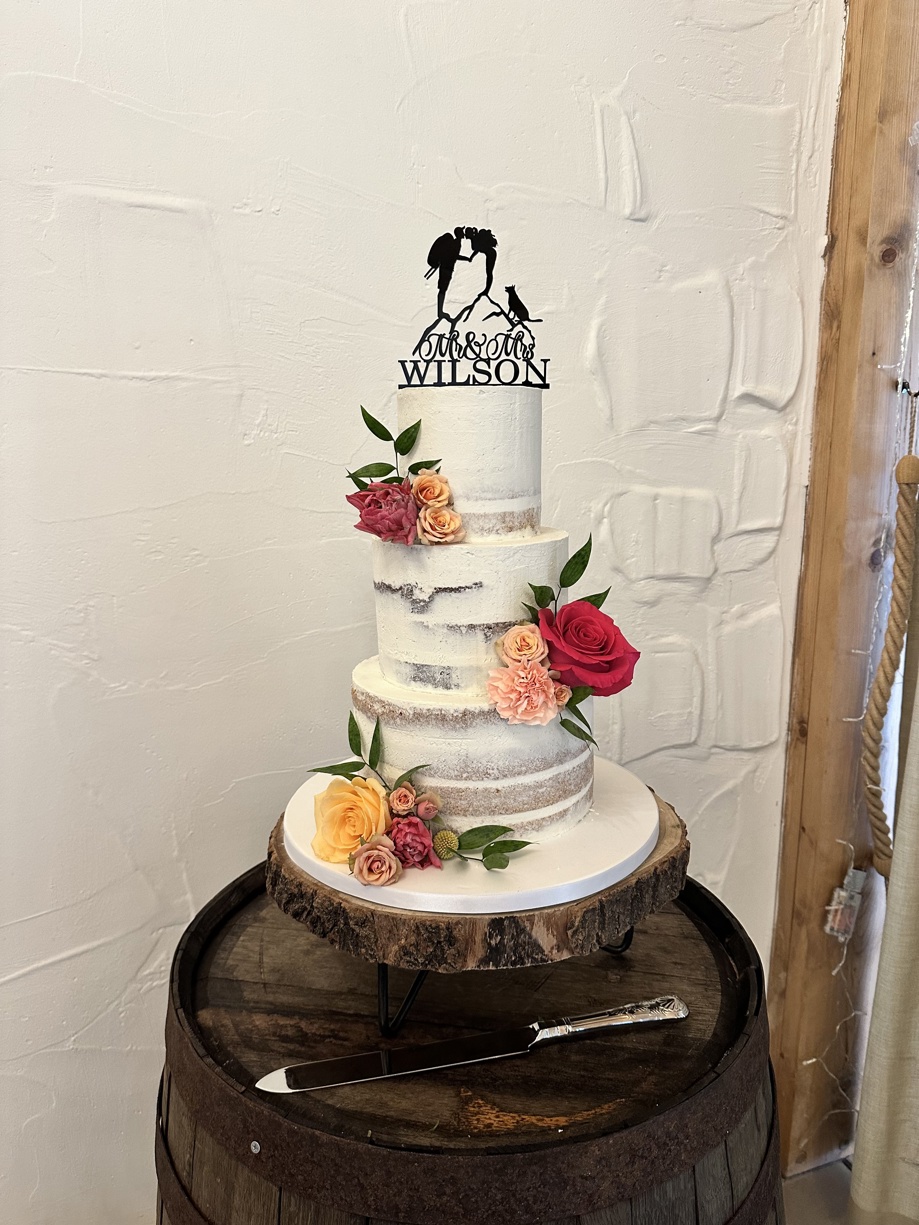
xmin=278 ymin=228 xmax=661 ymax=913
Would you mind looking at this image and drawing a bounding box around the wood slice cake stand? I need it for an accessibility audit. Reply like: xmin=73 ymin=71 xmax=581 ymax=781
xmin=266 ymin=792 xmax=689 ymax=975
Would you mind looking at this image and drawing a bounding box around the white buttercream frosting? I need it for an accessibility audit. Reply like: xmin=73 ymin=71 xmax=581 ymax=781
xmin=352 ymin=656 xmax=593 ymax=840
xmin=398 ymin=385 xmax=542 ymax=537
xmin=372 ymin=528 xmax=568 ymax=694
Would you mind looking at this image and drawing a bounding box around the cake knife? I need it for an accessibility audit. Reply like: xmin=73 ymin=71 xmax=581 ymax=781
xmin=255 ymin=994 xmax=689 ymax=1093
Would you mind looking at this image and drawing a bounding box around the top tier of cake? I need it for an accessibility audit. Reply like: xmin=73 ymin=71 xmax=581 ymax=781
xmin=397 ymin=385 xmax=542 ymax=538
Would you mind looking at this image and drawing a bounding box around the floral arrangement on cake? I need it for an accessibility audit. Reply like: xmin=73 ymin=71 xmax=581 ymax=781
xmin=309 ymin=713 xmax=529 ymax=886
xmin=487 ymin=534 xmax=639 ymax=745
xmin=345 ymin=407 xmax=465 ymax=546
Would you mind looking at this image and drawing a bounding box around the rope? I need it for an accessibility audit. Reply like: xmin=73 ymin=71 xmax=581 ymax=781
xmin=860 ymin=453 xmax=919 ymax=878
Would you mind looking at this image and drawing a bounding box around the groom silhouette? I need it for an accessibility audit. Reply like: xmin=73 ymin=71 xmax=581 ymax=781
xmin=424 ymin=227 xmax=471 ymax=318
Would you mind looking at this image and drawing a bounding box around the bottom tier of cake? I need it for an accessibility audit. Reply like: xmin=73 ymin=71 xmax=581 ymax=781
xmin=281 ymin=755 xmax=661 ymax=914
xmin=350 ymin=655 xmax=593 ymax=840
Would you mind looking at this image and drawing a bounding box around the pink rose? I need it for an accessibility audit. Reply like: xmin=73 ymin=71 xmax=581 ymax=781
xmin=346 ymin=479 xmax=418 ymax=546
xmin=487 ymin=660 xmax=559 ymax=726
xmin=388 ymin=783 xmax=416 ymax=815
xmin=350 ymin=834 xmax=403 ymax=886
xmin=414 ymin=791 xmax=441 ymax=821
xmin=389 ymin=815 xmax=442 ymax=870
xmin=496 ymin=624 xmax=549 ymax=665
xmin=538 ymin=602 xmax=639 ymax=697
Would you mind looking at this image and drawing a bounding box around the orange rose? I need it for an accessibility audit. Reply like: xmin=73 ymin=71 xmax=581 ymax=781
xmin=496 ymin=623 xmax=549 ymax=665
xmin=417 ymin=505 xmax=465 ymax=544
xmin=553 ymin=682 xmax=572 ymax=708
xmin=411 ymin=469 xmax=453 ymax=509
xmin=313 ymin=776 xmax=391 ymax=863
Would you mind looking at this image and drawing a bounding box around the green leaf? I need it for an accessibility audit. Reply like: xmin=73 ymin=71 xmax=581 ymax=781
xmin=521 ymin=602 xmax=540 ymax=624
xmin=347 ymin=712 xmax=362 ymax=758
xmin=348 ymin=462 xmax=396 ymax=480
xmin=378 ymin=475 xmax=406 ymax=484
xmin=407 ymin=459 xmax=441 ymax=475
xmin=361 ymin=405 xmax=393 ymax=443
xmin=481 ymin=839 xmax=530 ymax=856
xmin=310 ymin=760 xmax=366 ymax=776
xmin=581 ymin=587 xmax=610 ymax=609
xmin=564 ymin=702 xmax=592 ymax=731
xmin=368 ymin=718 xmax=383 ymax=772
xmin=483 ymin=852 xmax=510 ymax=871
xmin=568 ymin=686 xmax=593 ymax=708
xmin=558 ymin=534 xmax=593 ymax=589
xmin=528 ymin=583 xmax=556 ymax=609
xmin=348 ymin=473 xmax=369 ymax=491
xmin=391 ymin=764 xmax=430 ymax=790
xmin=559 ymin=717 xmax=598 ymax=747
xmin=458 ymin=824 xmax=513 ymax=851
xmin=394 ymin=419 xmax=422 ymax=456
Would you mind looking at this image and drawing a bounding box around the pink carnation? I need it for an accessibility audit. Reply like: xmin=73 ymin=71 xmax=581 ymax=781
xmin=487 ymin=660 xmax=559 ymax=726
xmin=389 ymin=815 xmax=442 ymax=870
xmin=346 ymin=479 xmax=418 ymax=546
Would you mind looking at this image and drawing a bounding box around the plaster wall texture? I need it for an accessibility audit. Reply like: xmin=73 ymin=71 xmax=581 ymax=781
xmin=1 ymin=2 xmax=844 ymax=1221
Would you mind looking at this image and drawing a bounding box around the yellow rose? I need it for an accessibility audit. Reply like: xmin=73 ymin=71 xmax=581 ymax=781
xmin=411 ymin=469 xmax=452 ymax=509
xmin=312 ymin=776 xmax=391 ymax=863
xmin=417 ymin=505 xmax=466 ymax=544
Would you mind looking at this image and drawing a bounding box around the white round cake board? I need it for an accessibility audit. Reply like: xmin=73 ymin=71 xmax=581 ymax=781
xmin=281 ymin=756 xmax=659 ymax=915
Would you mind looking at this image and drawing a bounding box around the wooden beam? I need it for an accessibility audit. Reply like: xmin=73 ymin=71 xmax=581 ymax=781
xmin=768 ymin=0 xmax=919 ymax=1175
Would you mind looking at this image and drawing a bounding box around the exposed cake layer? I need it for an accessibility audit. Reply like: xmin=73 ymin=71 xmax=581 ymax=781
xmin=352 ymin=656 xmax=593 ymax=840
xmin=398 ymin=385 xmax=542 ymax=537
xmin=372 ymin=528 xmax=567 ymax=694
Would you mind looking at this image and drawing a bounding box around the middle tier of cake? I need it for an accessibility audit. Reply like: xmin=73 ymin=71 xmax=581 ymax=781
xmin=352 ymin=656 xmax=594 ymax=840
xmin=372 ymin=528 xmax=568 ymax=694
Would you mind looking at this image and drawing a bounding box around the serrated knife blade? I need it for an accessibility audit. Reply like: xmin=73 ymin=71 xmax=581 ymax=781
xmin=255 ymin=994 xmax=689 ymax=1094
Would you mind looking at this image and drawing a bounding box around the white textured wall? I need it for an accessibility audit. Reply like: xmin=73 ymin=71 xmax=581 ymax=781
xmin=1 ymin=3 xmax=843 ymax=1221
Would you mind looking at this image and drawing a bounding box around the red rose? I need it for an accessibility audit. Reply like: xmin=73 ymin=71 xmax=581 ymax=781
xmin=389 ymin=815 xmax=442 ymax=870
xmin=346 ymin=479 xmax=418 ymax=545
xmin=538 ymin=601 xmax=639 ymax=697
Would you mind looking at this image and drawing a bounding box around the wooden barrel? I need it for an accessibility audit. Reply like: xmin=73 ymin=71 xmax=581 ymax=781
xmin=156 ymin=867 xmax=783 ymax=1225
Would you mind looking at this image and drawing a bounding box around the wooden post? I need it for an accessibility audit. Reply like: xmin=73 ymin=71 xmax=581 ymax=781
xmin=768 ymin=0 xmax=919 ymax=1175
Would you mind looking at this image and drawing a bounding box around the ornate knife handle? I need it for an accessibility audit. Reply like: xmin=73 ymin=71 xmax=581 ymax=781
xmin=533 ymin=995 xmax=689 ymax=1044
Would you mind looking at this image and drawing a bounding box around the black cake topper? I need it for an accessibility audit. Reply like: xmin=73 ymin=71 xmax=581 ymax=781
xmin=400 ymin=227 xmax=549 ymax=389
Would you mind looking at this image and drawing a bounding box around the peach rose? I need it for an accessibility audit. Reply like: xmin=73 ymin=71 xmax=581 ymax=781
xmin=389 ymin=783 xmax=416 ymax=815
xmin=497 ymin=623 xmax=549 ymax=666
xmin=411 ymin=469 xmax=452 ymax=509
xmin=350 ymin=834 xmax=402 ymax=886
xmin=553 ymin=682 xmax=572 ymax=708
xmin=417 ymin=505 xmax=466 ymax=545
xmin=487 ymin=660 xmax=559 ymax=726
xmin=312 ymin=776 xmax=391 ymax=863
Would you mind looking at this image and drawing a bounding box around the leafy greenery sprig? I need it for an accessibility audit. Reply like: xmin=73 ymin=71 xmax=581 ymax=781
xmin=521 ymin=534 xmax=609 ymax=621
xmin=441 ymin=824 xmax=530 ymax=871
xmin=310 ymin=712 xmax=412 ymax=787
xmin=346 ymin=406 xmax=441 ymax=490
xmin=518 ymin=533 xmax=609 ymax=748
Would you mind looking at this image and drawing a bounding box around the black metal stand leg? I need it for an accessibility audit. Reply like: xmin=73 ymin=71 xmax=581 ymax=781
xmin=601 ymin=927 xmax=634 ymax=956
xmin=377 ymin=964 xmax=429 ymax=1037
